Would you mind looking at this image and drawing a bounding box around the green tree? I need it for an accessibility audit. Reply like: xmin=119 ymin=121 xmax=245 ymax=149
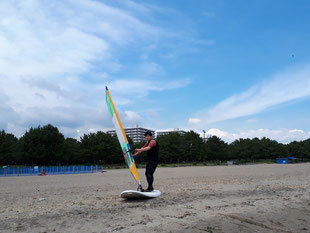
xmin=2 ymin=123 xmax=310 ymax=165
xmin=183 ymin=131 xmax=204 ymax=162
xmin=156 ymin=133 xmax=186 ymax=163
xmin=287 ymin=140 xmax=310 ymax=159
xmin=228 ymin=137 xmax=283 ymax=161
xmin=204 ymin=136 xmax=228 ymax=161
xmin=80 ymin=131 xmax=121 ymax=164
xmin=0 ymin=130 xmax=19 ymax=165
xmin=63 ymin=138 xmax=82 ymax=164
xmin=301 ymin=139 xmax=310 ymax=159
xmin=19 ymin=124 xmax=65 ymax=165
xmin=229 ymin=138 xmax=253 ymax=161
xmin=259 ymin=137 xmax=282 ymax=160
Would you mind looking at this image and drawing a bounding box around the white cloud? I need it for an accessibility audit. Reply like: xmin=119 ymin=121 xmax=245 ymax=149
xmin=203 ymin=128 xmax=310 ymax=143
xmin=104 ymin=78 xmax=191 ymax=103
xmin=137 ymin=62 xmax=164 ymax=77
xmin=188 ymin=118 xmax=201 ymax=124
xmin=206 ymin=128 xmax=229 ymax=138
xmin=189 ymin=64 xmax=310 ymax=126
xmin=123 ymin=111 xmax=143 ymax=126
xmin=155 ymin=127 xmax=310 ymax=143
xmin=288 ymin=129 xmax=304 ymax=133
xmin=0 ymin=0 xmax=193 ymax=137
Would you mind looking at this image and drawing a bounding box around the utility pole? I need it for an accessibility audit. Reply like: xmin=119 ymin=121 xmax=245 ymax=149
xmin=202 ymin=130 xmax=206 ymax=142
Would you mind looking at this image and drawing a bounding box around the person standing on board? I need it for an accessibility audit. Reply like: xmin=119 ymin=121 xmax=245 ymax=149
xmin=133 ymin=131 xmax=159 ymax=192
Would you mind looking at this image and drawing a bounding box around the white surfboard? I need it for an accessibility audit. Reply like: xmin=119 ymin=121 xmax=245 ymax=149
xmin=120 ymin=190 xmax=161 ymax=199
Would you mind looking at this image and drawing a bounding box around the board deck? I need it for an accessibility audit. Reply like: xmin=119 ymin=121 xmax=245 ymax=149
xmin=120 ymin=190 xmax=161 ymax=199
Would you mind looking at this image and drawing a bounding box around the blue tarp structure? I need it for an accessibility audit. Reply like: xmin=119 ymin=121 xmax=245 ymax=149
xmin=276 ymin=157 xmax=297 ymax=164
xmin=277 ymin=158 xmax=288 ymax=164
xmin=0 ymin=165 xmax=103 ymax=177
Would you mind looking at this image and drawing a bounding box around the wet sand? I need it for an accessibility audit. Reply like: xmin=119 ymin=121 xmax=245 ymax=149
xmin=1 ymin=163 xmax=309 ymax=233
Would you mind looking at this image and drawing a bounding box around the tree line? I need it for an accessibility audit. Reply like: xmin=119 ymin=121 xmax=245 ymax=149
xmin=0 ymin=124 xmax=309 ymax=166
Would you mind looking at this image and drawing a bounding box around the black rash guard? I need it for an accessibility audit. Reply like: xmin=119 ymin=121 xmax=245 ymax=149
xmin=146 ymin=139 xmax=159 ymax=162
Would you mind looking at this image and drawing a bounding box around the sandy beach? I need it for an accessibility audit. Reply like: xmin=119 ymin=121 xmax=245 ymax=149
xmin=1 ymin=163 xmax=309 ymax=233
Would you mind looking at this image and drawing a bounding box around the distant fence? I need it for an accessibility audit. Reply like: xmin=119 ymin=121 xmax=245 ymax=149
xmin=0 ymin=165 xmax=103 ymax=177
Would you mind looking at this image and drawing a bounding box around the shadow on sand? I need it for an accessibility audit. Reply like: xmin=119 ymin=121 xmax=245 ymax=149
xmin=121 ymin=197 xmax=155 ymax=203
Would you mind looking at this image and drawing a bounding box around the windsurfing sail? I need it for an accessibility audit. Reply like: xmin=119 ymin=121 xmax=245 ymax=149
xmin=105 ymin=86 xmax=142 ymax=188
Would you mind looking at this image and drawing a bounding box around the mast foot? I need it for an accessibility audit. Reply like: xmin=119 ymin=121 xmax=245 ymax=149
xmin=137 ymin=184 xmax=143 ymax=192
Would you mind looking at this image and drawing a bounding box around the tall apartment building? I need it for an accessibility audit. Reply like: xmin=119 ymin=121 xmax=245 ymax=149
xmin=156 ymin=128 xmax=187 ymax=137
xmin=107 ymin=126 xmax=155 ymax=143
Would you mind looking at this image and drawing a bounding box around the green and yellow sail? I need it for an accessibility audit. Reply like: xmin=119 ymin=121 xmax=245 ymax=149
xmin=105 ymin=86 xmax=141 ymax=186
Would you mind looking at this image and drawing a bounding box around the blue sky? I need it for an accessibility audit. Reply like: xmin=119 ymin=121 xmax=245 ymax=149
xmin=1 ymin=0 xmax=310 ymax=142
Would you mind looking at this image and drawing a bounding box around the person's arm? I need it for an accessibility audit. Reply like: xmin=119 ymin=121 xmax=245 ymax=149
xmin=134 ymin=146 xmax=151 ymax=155
xmin=133 ymin=140 xmax=156 ymax=156
xmin=133 ymin=142 xmax=149 ymax=156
